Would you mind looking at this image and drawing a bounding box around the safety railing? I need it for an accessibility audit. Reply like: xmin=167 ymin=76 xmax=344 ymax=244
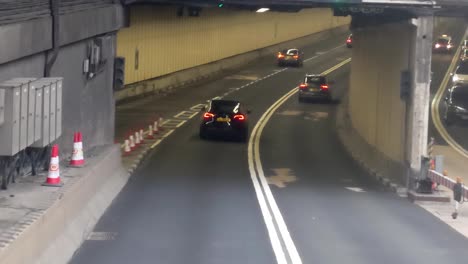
xmin=428 ymin=170 xmax=468 ymax=198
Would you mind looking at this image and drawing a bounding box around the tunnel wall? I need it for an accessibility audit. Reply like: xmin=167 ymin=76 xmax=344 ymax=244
xmin=117 ymin=6 xmax=350 ymax=85
xmin=343 ymin=21 xmax=413 ymax=184
xmin=0 ymin=4 xmax=123 ymax=157
xmin=349 ymin=22 xmax=412 ymax=164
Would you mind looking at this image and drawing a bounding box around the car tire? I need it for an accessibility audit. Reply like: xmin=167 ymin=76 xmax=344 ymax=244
xmin=199 ymin=128 xmax=207 ymax=140
xmin=239 ymin=130 xmax=248 ymax=143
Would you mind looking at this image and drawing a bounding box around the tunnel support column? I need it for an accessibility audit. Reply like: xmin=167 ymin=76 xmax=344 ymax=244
xmin=406 ymin=15 xmax=433 ymax=188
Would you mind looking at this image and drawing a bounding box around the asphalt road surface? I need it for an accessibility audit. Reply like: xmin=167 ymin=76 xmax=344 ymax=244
xmin=71 ymin=25 xmax=468 ymax=264
xmin=430 ymin=19 xmax=467 ymax=148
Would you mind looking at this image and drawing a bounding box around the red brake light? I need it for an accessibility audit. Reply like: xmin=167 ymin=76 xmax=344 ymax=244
xmin=203 ymin=112 xmax=214 ymax=120
xmin=346 ymin=39 xmax=352 ymax=43
xmin=293 ymin=55 xmax=299 ymax=59
xmin=320 ymin=84 xmax=329 ymax=90
xmin=233 ymin=114 xmax=245 ymax=121
xmin=278 ymin=54 xmax=285 ymax=58
xmin=299 ymin=83 xmax=308 ymax=89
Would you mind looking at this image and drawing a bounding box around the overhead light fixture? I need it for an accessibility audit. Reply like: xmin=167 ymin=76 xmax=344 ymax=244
xmin=256 ymin=8 xmax=269 ymax=13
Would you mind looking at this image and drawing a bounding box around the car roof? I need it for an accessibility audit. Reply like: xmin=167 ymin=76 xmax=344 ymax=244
xmin=438 ymin=35 xmax=451 ymax=40
xmin=211 ymin=99 xmax=240 ymax=105
xmin=281 ymin=48 xmax=300 ymax=53
xmin=305 ymin=74 xmax=324 ymax=77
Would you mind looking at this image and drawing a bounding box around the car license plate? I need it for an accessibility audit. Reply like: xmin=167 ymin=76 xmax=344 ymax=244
xmin=309 ymin=87 xmax=319 ymax=92
xmin=216 ymin=117 xmax=231 ymax=122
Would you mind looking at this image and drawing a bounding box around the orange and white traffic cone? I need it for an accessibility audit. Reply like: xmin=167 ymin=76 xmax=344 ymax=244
xmin=147 ymin=125 xmax=155 ymax=139
xmin=43 ymin=144 xmax=63 ymax=187
xmin=134 ymin=131 xmax=141 ymax=146
xmin=153 ymin=121 xmax=159 ymax=134
xmin=129 ymin=135 xmax=136 ymax=150
xmin=123 ymin=139 xmax=131 ymax=155
xmin=69 ymin=132 xmax=85 ymax=167
xmin=139 ymin=129 xmax=145 ymax=144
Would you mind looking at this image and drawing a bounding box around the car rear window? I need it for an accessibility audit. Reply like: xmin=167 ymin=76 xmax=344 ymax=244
xmin=437 ymin=38 xmax=449 ymax=44
xmin=286 ymin=49 xmax=298 ymax=55
xmin=305 ymin=76 xmax=325 ymax=85
xmin=210 ymin=101 xmax=240 ymax=113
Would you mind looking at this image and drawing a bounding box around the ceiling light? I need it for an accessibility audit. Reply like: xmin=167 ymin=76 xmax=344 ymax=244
xmin=256 ymin=8 xmax=269 ymax=13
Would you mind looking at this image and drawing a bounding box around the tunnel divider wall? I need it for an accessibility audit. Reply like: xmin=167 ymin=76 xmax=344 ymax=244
xmin=336 ymin=94 xmax=407 ymax=195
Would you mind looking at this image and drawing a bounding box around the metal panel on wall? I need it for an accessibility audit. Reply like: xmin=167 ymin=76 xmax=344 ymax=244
xmin=31 ymin=80 xmax=52 ymax=148
xmin=0 ymin=89 xmax=4 ymax=126
xmin=8 ymin=78 xmax=37 ymax=146
xmin=0 ymin=82 xmax=21 ymax=156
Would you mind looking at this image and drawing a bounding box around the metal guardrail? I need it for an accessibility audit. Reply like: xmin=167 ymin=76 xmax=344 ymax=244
xmin=428 ymin=170 xmax=468 ymax=198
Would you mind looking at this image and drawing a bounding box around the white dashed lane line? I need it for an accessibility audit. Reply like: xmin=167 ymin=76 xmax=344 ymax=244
xmin=120 ymin=44 xmax=346 ymax=152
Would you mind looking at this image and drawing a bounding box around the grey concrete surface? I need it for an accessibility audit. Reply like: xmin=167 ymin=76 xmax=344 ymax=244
xmin=0 ymin=145 xmax=129 ymax=264
xmin=71 ymin=28 xmax=468 ymax=264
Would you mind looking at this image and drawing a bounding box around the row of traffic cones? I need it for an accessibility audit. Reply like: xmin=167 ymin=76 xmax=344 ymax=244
xmin=123 ymin=118 xmax=164 ymax=156
xmin=43 ymin=132 xmax=85 ymax=187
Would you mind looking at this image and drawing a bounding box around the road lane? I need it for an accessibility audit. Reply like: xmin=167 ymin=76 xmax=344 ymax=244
xmin=114 ymin=31 xmax=351 ymax=142
xmin=260 ymin=67 xmax=468 ymax=264
xmin=71 ymin=32 xmax=352 ymax=264
xmin=71 ymin=20 xmax=468 ymax=264
xmin=429 ymin=19 xmax=467 ymax=147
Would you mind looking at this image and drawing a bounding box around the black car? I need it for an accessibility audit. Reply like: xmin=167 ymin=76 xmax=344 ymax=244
xmin=298 ymin=74 xmax=332 ymax=102
xmin=346 ymin=34 xmax=353 ymax=48
xmin=199 ymin=100 xmax=250 ymax=141
xmin=444 ymin=84 xmax=468 ymax=125
xmin=277 ymin=48 xmax=303 ymax=67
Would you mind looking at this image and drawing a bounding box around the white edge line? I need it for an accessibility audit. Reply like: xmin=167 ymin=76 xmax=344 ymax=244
xmin=174 ymin=111 xmax=188 ymax=118
xmin=188 ymin=112 xmax=199 ymax=119
xmin=150 ymin=139 xmax=162 ymax=149
xmin=176 ymin=120 xmax=187 ymax=128
xmin=162 ymin=129 xmax=175 ymax=138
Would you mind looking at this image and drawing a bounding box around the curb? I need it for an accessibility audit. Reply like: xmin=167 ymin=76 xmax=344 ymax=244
xmin=335 ymin=98 xmax=407 ymax=196
xmin=0 ymin=145 xmax=129 ymax=264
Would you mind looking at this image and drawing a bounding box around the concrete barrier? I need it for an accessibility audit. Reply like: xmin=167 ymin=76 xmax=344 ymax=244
xmin=336 ymin=93 xmax=406 ymax=194
xmin=115 ymin=25 xmax=349 ymax=103
xmin=0 ymin=145 xmax=129 ymax=264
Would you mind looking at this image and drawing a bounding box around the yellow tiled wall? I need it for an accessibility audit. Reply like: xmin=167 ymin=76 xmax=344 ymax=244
xmin=117 ymin=6 xmax=350 ymax=84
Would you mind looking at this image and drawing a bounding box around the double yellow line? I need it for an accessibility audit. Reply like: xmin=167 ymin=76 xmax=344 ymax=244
xmin=247 ymin=57 xmax=351 ymax=264
xmin=431 ymin=28 xmax=468 ymax=158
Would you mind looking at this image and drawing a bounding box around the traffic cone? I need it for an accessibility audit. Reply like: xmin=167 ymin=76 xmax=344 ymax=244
xmin=134 ymin=131 xmax=141 ymax=145
xmin=43 ymin=144 xmax=63 ymax=187
xmin=158 ymin=117 xmax=164 ymax=131
xmin=147 ymin=125 xmax=155 ymax=139
xmin=153 ymin=121 xmax=159 ymax=134
xmin=139 ymin=129 xmax=145 ymax=144
xmin=129 ymin=135 xmax=136 ymax=150
xmin=123 ymin=139 xmax=131 ymax=155
xmin=69 ymin=132 xmax=85 ymax=167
